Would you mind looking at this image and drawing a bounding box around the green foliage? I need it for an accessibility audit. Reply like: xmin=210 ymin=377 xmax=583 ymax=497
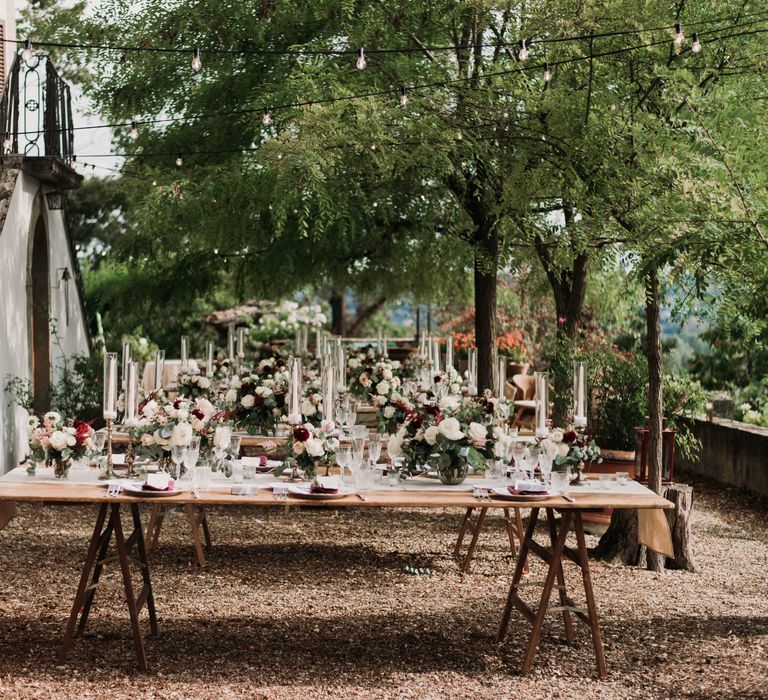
xmin=4 ymin=375 xmax=33 ymax=412
xmin=51 ymin=354 xmax=103 ymax=424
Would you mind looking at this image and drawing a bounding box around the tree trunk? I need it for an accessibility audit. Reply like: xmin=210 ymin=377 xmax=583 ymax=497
xmin=474 ymin=223 xmax=499 ymax=393
xmin=663 ymin=483 xmax=696 ymax=572
xmin=645 ymin=265 xmax=665 ymax=572
xmin=346 ymin=296 xmax=387 ymax=337
xmin=329 ymin=289 xmax=346 ymax=336
xmin=594 ymin=507 xmax=641 ymax=565
xmin=534 ymin=233 xmax=590 ymax=426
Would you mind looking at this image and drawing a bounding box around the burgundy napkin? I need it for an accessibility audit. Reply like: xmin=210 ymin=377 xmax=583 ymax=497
xmin=507 ymin=485 xmax=549 ymax=496
xmin=309 ymin=483 xmax=339 ymax=494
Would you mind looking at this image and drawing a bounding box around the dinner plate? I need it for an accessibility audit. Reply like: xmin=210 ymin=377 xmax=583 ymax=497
xmin=490 ymin=487 xmax=551 ymax=501
xmin=287 ymin=485 xmax=355 ymax=500
xmin=122 ymin=482 xmax=185 ymax=497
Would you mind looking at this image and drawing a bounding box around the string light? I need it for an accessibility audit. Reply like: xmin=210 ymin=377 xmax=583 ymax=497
xmin=692 ymin=33 xmax=702 ymax=52
xmin=674 ymin=23 xmax=685 ymax=46
xmin=175 ymin=154 xmax=183 ymax=166
xmin=356 ymin=47 xmax=366 ymax=70
xmin=262 ymin=107 xmax=272 ymax=125
xmin=543 ymin=63 xmax=553 ymax=82
xmin=191 ymin=48 xmax=202 ymax=72
xmin=21 ymin=39 xmax=33 ymax=62
xmin=399 ymin=86 xmax=408 ymax=107
xmin=518 ymin=39 xmax=529 ymax=61
xmin=129 ymin=121 xmax=139 ymax=140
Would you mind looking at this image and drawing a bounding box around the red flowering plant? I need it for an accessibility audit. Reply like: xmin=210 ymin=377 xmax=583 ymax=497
xmin=496 ymin=330 xmax=527 ymax=362
xmin=26 ymin=410 xmax=95 ymax=477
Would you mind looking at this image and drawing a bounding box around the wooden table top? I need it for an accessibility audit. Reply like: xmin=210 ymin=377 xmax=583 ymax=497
xmin=0 ymin=480 xmax=672 ymax=511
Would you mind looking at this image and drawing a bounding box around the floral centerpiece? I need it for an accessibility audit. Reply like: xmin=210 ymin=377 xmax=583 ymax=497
xmin=176 ymin=363 xmax=216 ymax=401
xmin=348 ymin=359 xmax=403 ymax=401
xmin=225 ymin=371 xmax=287 ymax=435
xmin=276 ymin=424 xmax=339 ymax=480
xmin=376 ymin=392 xmax=416 ymax=434
xmin=127 ymin=395 xmax=194 ymax=466
xmin=540 ymin=428 xmax=602 ymax=485
xmin=388 ymin=402 xmax=497 ymax=485
xmin=26 ymin=411 xmax=94 ymax=478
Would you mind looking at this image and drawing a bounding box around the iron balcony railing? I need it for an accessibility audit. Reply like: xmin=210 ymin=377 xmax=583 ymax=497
xmin=0 ymin=52 xmax=75 ymax=163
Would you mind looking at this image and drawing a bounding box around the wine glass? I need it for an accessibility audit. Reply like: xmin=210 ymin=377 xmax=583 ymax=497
xmin=170 ymin=444 xmax=185 ymax=480
xmin=538 ymin=452 xmax=553 ymax=489
xmin=350 ymin=438 xmax=365 ymax=481
xmin=92 ymin=430 xmax=107 ymax=471
xmin=336 ymin=443 xmax=351 ymax=486
xmin=368 ymin=433 xmax=382 ymax=466
xmin=340 ymin=398 xmax=358 ymax=438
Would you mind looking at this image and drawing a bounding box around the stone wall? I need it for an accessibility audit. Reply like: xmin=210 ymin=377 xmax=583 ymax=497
xmin=678 ymin=418 xmax=768 ymax=497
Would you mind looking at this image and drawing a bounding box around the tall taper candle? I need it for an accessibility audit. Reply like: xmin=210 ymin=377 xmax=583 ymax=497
xmin=180 ymin=335 xmax=189 ymax=372
xmin=336 ymin=341 xmax=347 ymax=393
xmin=497 ymin=356 xmax=507 ymax=399
xmin=125 ymin=361 xmax=138 ymax=422
xmin=573 ymin=361 xmax=587 ymax=428
xmin=121 ymin=341 xmax=131 ymax=391
xmin=227 ymin=325 xmax=235 ymax=362
xmin=103 ymin=352 xmax=117 ymax=420
xmin=445 ymin=334 xmax=454 ymax=372
xmin=206 ymin=341 xmax=214 ymax=376
xmin=534 ymin=371 xmax=549 ymax=438
xmin=154 ymin=350 xmax=165 ymax=393
xmin=287 ymin=356 xmax=303 ymax=424
xmin=237 ymin=326 xmax=246 ymax=359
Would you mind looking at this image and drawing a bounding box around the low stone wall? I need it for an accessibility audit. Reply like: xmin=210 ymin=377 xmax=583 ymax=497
xmin=679 ymin=417 xmax=768 ymax=497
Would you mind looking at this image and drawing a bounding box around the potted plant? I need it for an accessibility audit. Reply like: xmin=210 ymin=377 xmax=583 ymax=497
xmin=588 ymin=346 xmax=648 ymax=478
xmin=497 ymin=330 xmax=529 ymax=376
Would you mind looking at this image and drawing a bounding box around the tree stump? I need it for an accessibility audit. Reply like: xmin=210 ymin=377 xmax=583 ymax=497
xmin=662 ymin=483 xmax=696 ymax=572
xmin=594 ymin=483 xmax=696 ymax=571
xmin=593 ymin=507 xmax=641 ymax=565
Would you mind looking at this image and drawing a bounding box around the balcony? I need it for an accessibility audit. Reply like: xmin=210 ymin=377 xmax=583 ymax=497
xmin=0 ymin=53 xmax=80 ymax=189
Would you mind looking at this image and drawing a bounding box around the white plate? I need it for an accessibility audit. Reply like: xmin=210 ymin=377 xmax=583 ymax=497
xmin=490 ymin=487 xmax=551 ymax=501
xmin=122 ymin=482 xmax=185 ymax=498
xmin=287 ymin=485 xmax=355 ymax=500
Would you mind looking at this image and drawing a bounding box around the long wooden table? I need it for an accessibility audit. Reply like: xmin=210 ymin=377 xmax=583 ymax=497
xmin=0 ymin=478 xmax=671 ymax=677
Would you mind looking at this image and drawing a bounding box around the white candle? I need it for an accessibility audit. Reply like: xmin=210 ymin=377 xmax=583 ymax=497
xmin=121 ymin=341 xmax=131 ymax=391
xmin=497 ymin=356 xmax=507 ymax=398
xmin=382 ymin=334 xmax=388 ymax=358
xmin=180 ymin=335 xmax=189 ymax=372
xmin=573 ymin=361 xmax=587 ymax=427
xmin=336 ymin=342 xmax=347 ymax=392
xmin=534 ymin=371 xmax=549 ymax=437
xmin=154 ymin=350 xmax=165 ymax=392
xmin=227 ymin=325 xmax=235 ymax=361
xmin=287 ymin=356 xmax=303 ymax=423
xmin=467 ymin=347 xmax=477 ymax=393
xmin=315 ymin=329 xmax=322 ymax=353
xmin=431 ymin=338 xmax=441 ymax=374
xmin=125 ymin=361 xmax=138 ymax=422
xmin=237 ymin=327 xmax=246 ymax=359
xmin=322 ymin=364 xmax=336 ymax=427
xmin=206 ymin=341 xmax=214 ymax=376
xmin=445 ymin=334 xmax=453 ymax=372
xmin=103 ymin=352 xmax=117 ymax=420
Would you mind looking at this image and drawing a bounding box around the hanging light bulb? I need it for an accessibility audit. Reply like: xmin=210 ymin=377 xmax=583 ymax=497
xmin=674 ymin=23 xmax=685 ymax=46
xmin=3 ymin=137 xmax=11 ymax=152
xmin=518 ymin=39 xmax=529 ymax=61
xmin=175 ymin=154 xmax=183 ymax=167
xmin=21 ymin=39 xmax=33 ymax=63
xmin=191 ymin=48 xmax=202 ymax=72
xmin=129 ymin=121 xmax=139 ymax=140
xmin=356 ymin=47 xmax=366 ymax=70
xmin=691 ymin=33 xmax=702 ymax=53
xmin=543 ymin=63 xmax=552 ymax=82
xmin=262 ymin=107 xmax=272 ymax=126
xmin=399 ymin=86 xmax=408 ymax=108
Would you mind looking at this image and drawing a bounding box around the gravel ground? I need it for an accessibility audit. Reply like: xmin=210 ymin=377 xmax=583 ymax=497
xmin=0 ymin=472 xmax=766 ymax=700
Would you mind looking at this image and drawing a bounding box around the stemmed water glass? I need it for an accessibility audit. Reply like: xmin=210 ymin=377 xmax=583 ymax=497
xmin=368 ymin=433 xmax=382 ymax=466
xmin=184 ymin=436 xmax=201 ymax=478
xmin=538 ymin=452 xmax=553 ymax=489
xmin=92 ymin=430 xmax=107 ymax=471
xmin=336 ymin=443 xmax=351 ymax=486
xmin=170 ymin=444 xmax=185 ymax=480
xmin=340 ymin=398 xmax=358 ymax=439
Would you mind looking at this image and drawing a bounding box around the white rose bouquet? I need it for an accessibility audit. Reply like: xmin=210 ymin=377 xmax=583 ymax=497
xmin=176 ymin=365 xmax=216 ymax=401
xmin=276 ymin=423 xmax=338 ymax=480
xmin=25 ymin=411 xmax=95 ymax=478
xmin=540 ymin=428 xmax=602 ymax=473
xmin=226 ymin=372 xmax=287 ymax=435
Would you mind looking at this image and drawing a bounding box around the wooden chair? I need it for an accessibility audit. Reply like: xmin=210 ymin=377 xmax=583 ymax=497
xmin=511 ymin=373 xmax=536 ymax=429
